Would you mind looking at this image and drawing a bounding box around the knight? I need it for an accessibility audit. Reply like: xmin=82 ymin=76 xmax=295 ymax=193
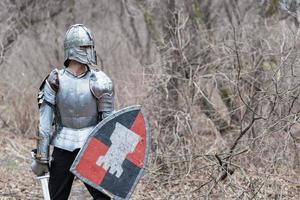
xmin=31 ymin=24 xmax=113 ymax=200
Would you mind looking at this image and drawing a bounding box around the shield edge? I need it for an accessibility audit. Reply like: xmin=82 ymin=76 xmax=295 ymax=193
xmin=70 ymin=105 xmax=150 ymax=200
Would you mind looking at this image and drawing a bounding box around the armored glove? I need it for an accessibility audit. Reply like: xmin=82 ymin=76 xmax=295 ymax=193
xmin=31 ymin=149 xmax=49 ymax=176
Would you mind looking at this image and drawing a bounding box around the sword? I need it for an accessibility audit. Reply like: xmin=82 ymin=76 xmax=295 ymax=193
xmin=31 ymin=151 xmax=51 ymax=200
xmin=36 ymin=174 xmax=51 ymax=200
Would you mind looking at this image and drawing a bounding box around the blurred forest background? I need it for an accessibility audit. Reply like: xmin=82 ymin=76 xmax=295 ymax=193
xmin=0 ymin=0 xmax=300 ymax=199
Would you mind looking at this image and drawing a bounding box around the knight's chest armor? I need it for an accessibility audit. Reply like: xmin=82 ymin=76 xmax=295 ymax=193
xmin=56 ymin=70 xmax=98 ymax=129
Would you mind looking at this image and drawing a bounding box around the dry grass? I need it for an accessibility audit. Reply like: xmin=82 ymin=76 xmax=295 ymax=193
xmin=0 ymin=0 xmax=300 ymax=200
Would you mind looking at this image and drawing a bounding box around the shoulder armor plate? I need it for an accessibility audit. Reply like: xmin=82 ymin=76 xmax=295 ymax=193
xmin=47 ymin=69 xmax=59 ymax=92
xmin=38 ymin=69 xmax=58 ymax=107
xmin=90 ymin=70 xmax=113 ymax=99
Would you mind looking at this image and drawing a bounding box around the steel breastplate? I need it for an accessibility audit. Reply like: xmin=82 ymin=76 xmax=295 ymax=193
xmin=56 ymin=69 xmax=98 ymax=129
xmin=51 ymin=69 xmax=98 ymax=151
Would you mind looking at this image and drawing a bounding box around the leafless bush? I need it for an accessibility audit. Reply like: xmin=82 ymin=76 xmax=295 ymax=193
xmin=135 ymin=1 xmax=300 ymax=199
xmin=0 ymin=0 xmax=300 ymax=199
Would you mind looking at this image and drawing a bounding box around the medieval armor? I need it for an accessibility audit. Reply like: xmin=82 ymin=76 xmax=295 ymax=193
xmin=36 ymin=78 xmax=56 ymax=162
xmin=90 ymin=70 xmax=114 ymax=118
xmin=32 ymin=24 xmax=113 ymax=200
xmin=31 ymin=149 xmax=49 ymax=176
xmin=35 ymin=68 xmax=114 ymax=162
xmin=64 ymin=24 xmax=97 ymax=66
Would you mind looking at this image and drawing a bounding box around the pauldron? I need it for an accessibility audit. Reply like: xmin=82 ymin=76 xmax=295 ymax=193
xmin=90 ymin=69 xmax=114 ymax=112
xmin=38 ymin=69 xmax=58 ymax=108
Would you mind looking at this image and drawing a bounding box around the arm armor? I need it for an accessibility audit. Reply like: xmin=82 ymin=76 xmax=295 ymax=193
xmin=90 ymin=70 xmax=114 ymax=120
xmin=36 ymin=69 xmax=58 ymax=162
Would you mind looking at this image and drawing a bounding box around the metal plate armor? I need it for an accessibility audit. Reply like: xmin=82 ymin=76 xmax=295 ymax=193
xmin=64 ymin=24 xmax=97 ymax=66
xmin=36 ymin=72 xmax=57 ymax=162
xmin=51 ymin=69 xmax=98 ymax=151
xmin=50 ymin=68 xmax=114 ymax=152
xmin=56 ymin=69 xmax=98 ymax=129
xmin=90 ymin=70 xmax=114 ymax=113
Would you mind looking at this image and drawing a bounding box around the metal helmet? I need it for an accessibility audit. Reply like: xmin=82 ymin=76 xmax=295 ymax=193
xmin=64 ymin=24 xmax=97 ymax=66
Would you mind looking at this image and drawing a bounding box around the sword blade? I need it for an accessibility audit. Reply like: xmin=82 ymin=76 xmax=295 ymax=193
xmin=37 ymin=174 xmax=50 ymax=200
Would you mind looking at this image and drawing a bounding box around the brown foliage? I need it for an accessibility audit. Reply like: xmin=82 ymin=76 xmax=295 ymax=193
xmin=0 ymin=0 xmax=299 ymax=199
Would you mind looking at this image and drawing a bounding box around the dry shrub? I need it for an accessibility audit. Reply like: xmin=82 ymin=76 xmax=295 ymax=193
xmin=0 ymin=1 xmax=300 ymax=200
xmin=133 ymin=1 xmax=300 ymax=199
xmin=0 ymin=83 xmax=37 ymax=136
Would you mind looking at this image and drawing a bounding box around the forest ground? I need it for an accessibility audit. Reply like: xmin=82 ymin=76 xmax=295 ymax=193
xmin=0 ymin=134 xmax=93 ymax=200
xmin=0 ymin=133 xmax=299 ymax=200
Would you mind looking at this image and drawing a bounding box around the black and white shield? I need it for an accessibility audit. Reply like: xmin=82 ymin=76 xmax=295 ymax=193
xmin=70 ymin=105 xmax=150 ymax=199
